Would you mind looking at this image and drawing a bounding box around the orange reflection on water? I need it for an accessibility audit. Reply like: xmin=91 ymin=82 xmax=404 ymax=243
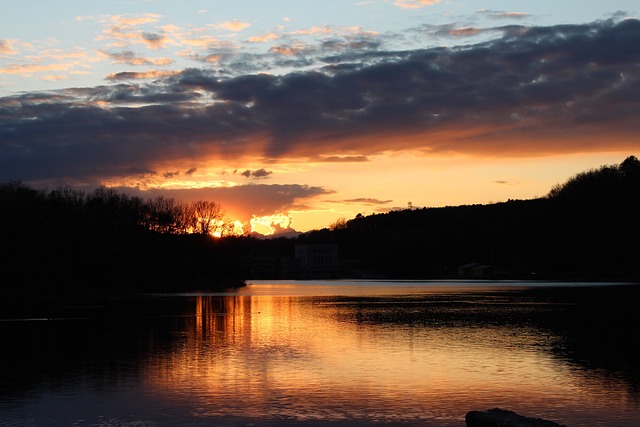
xmin=143 ymin=294 xmax=637 ymax=425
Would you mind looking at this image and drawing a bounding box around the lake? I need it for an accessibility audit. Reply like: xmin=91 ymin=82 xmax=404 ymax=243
xmin=1 ymin=280 xmax=639 ymax=426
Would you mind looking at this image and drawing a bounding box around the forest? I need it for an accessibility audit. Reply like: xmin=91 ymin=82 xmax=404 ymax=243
xmin=299 ymin=156 xmax=640 ymax=280
xmin=1 ymin=156 xmax=639 ymax=295
xmin=301 ymin=155 xmax=640 ymax=280
xmin=0 ymin=184 xmax=246 ymax=294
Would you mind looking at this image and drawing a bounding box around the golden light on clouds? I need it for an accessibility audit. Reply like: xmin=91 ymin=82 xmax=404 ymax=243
xmin=393 ymin=0 xmax=442 ymax=9
xmin=105 ymin=70 xmax=180 ymax=80
xmin=213 ymin=20 xmax=252 ymax=32
xmin=109 ymin=13 xmax=161 ymax=27
xmin=0 ymin=63 xmax=70 ymax=75
xmin=250 ymin=213 xmax=292 ymax=235
xmin=270 ymin=44 xmax=307 ymax=56
xmin=0 ymin=39 xmax=19 ymax=55
xmin=2 ymin=7 xmax=638 ymax=236
xmin=248 ymin=32 xmax=280 ymax=43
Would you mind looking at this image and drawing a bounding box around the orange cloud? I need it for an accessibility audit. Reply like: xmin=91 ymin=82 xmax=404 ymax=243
xmin=110 ymin=13 xmax=161 ymax=27
xmin=3 ymin=19 xmax=639 ymax=196
xmin=180 ymin=36 xmax=231 ymax=49
xmin=211 ymin=20 xmax=251 ymax=32
xmin=393 ymin=0 xmax=442 ymax=9
xmin=340 ymin=198 xmax=393 ymax=205
xmin=102 ymin=50 xmax=173 ymax=66
xmin=40 ymin=75 xmax=70 ymax=81
xmin=0 ymin=47 xmax=101 ymax=78
xmin=250 ymin=213 xmax=291 ymax=235
xmin=315 ymin=155 xmax=370 ymax=163
xmin=292 ymin=25 xmax=334 ymax=36
xmin=448 ymin=27 xmax=482 ymax=37
xmin=270 ymin=44 xmax=308 ymax=56
xmin=105 ymin=70 xmax=180 ymax=80
xmin=98 ymin=14 xmax=172 ymax=50
xmin=0 ymin=39 xmax=19 ymax=55
xmin=0 ymin=63 xmax=70 ymax=75
xmin=248 ymin=32 xmax=279 ymax=43
xmin=141 ymin=32 xmax=168 ymax=49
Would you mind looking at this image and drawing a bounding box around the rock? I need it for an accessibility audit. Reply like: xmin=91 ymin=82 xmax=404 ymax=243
xmin=465 ymin=408 xmax=566 ymax=427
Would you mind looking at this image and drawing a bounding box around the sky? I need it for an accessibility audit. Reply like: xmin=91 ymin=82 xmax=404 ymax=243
xmin=1 ymin=1 xmax=639 ymax=235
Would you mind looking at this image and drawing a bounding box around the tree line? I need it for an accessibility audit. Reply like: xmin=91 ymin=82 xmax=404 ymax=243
xmin=0 ymin=182 xmax=242 ymax=294
xmin=0 ymin=182 xmax=230 ymax=236
xmin=2 ymin=155 xmax=639 ymax=295
xmin=299 ymin=155 xmax=640 ymax=280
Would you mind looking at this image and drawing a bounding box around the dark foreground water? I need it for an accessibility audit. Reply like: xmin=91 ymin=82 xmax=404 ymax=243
xmin=1 ymin=280 xmax=639 ymax=426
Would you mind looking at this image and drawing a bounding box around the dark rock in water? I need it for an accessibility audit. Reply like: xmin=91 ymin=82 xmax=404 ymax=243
xmin=465 ymin=408 xmax=566 ymax=427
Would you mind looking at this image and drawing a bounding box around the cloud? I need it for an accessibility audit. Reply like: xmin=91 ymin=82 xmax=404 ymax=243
xmin=98 ymin=13 xmax=171 ymax=49
xmin=211 ymin=20 xmax=251 ymax=32
xmin=341 ymin=198 xmax=393 ymax=205
xmin=121 ymin=184 xmax=332 ymax=221
xmin=105 ymin=70 xmax=180 ymax=80
xmin=447 ymin=27 xmax=483 ymax=37
xmin=0 ymin=39 xmax=18 ymax=55
xmin=141 ymin=32 xmax=168 ymax=49
xmin=2 ymin=19 xmax=639 ymax=185
xmin=110 ymin=14 xmax=161 ymax=27
xmin=393 ymin=0 xmax=442 ymax=10
xmin=292 ymin=26 xmax=334 ymax=36
xmin=0 ymin=63 xmax=72 ymax=75
xmin=41 ymin=75 xmax=70 ymax=81
xmin=248 ymin=32 xmax=280 ymax=43
xmin=478 ymin=10 xmax=530 ymax=20
xmin=102 ymin=50 xmax=173 ymax=65
xmin=315 ymin=155 xmax=370 ymax=162
xmin=239 ymin=168 xmax=273 ymax=179
xmin=0 ymin=48 xmax=101 ymax=79
xmin=270 ymin=43 xmax=309 ymax=56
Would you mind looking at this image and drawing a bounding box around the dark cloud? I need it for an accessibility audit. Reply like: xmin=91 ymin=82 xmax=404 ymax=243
xmin=2 ymin=19 xmax=640 ymax=185
xmin=240 ymin=168 xmax=272 ymax=179
xmin=141 ymin=32 xmax=166 ymax=48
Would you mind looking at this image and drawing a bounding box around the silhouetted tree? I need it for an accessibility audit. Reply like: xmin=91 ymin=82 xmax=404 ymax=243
xmin=188 ymin=200 xmax=226 ymax=235
xmin=329 ymin=217 xmax=348 ymax=231
xmin=146 ymin=196 xmax=185 ymax=234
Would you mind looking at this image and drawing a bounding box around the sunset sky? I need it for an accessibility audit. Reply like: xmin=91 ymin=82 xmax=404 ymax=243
xmin=1 ymin=1 xmax=639 ymax=235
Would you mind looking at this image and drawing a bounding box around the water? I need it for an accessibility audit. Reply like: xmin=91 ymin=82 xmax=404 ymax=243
xmin=1 ymin=280 xmax=639 ymax=426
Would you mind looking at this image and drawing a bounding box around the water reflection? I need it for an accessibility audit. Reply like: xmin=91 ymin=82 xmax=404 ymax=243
xmin=1 ymin=282 xmax=638 ymax=426
xmin=140 ymin=285 xmax=639 ymax=426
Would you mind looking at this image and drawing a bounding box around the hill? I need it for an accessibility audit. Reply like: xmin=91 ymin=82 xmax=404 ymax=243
xmin=298 ymin=156 xmax=640 ymax=280
xmin=1 ymin=156 xmax=638 ymax=294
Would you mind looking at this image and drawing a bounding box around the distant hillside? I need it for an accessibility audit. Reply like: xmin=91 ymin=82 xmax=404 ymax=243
xmin=2 ymin=156 xmax=638 ymax=294
xmin=298 ymin=156 xmax=640 ymax=280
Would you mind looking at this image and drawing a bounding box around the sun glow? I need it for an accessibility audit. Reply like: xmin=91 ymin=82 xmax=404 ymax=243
xmin=250 ymin=213 xmax=292 ymax=235
xmin=228 ymin=220 xmax=246 ymax=236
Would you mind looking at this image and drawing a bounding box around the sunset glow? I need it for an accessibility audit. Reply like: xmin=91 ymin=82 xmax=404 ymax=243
xmin=1 ymin=1 xmax=638 ymax=235
xmin=143 ymin=292 xmax=634 ymax=423
xmin=250 ymin=214 xmax=292 ymax=236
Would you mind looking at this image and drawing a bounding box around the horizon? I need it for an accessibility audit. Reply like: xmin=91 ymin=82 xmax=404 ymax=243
xmin=2 ymin=1 xmax=639 ymax=235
